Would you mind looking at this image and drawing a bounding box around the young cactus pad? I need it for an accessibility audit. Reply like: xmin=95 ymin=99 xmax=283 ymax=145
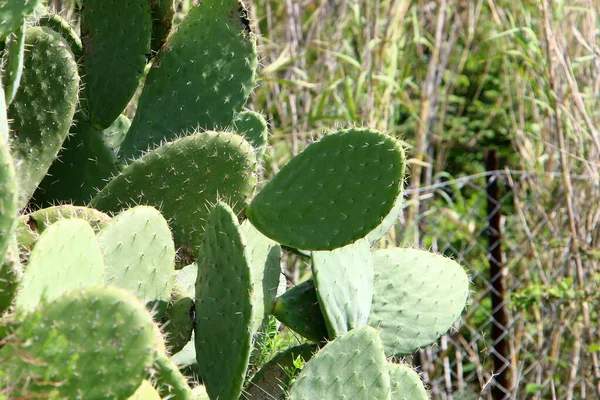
xmin=312 ymin=237 xmax=374 ymax=338
xmin=0 ymin=286 xmax=160 ymax=399
xmin=0 ymin=136 xmax=18 ymax=262
xmin=234 ymin=110 xmax=269 ymax=162
xmin=119 ymin=0 xmax=258 ymax=159
xmin=2 ymin=22 xmax=25 ymax=106
xmin=91 ymin=131 xmax=257 ymax=252
xmin=8 ymin=26 xmax=79 ymax=207
xmin=246 ymin=128 xmax=406 ymax=250
xmin=195 ymin=202 xmax=255 ymax=400
xmin=271 ymin=279 xmax=329 ymax=343
xmin=14 ymin=218 xmax=104 ymax=312
xmin=80 ymin=0 xmax=152 ymax=129
xmin=289 ymin=326 xmax=391 ymax=399
xmin=388 ymin=363 xmax=429 ymax=400
xmin=97 ymin=206 xmax=175 ymax=314
xmin=368 ymin=248 xmax=470 ymax=356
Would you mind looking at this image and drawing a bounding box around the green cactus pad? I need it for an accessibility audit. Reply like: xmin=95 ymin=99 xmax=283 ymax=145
xmin=149 ymin=0 xmax=174 ymax=54
xmin=175 ymin=262 xmax=197 ymax=296
xmin=161 ymin=284 xmax=194 ymax=354
xmin=2 ymin=21 xmax=25 ymax=105
xmin=191 ymin=385 xmax=210 ymax=400
xmin=0 ymin=0 xmax=40 ymax=41
xmin=129 ymin=380 xmax=161 ymax=400
xmin=119 ymin=0 xmax=258 ymax=159
xmin=388 ymin=363 xmax=429 ymax=400
xmin=272 ymin=279 xmax=329 ymax=343
xmin=0 ymin=131 xmax=18 ymax=262
xmin=368 ymin=248 xmax=470 ymax=356
xmin=312 ymin=238 xmax=373 ymax=338
xmin=152 ymin=351 xmax=194 ymax=399
xmin=8 ymin=26 xmax=79 ymax=208
xmin=0 ymin=82 xmax=7 ymax=142
xmin=0 ymin=286 xmax=160 ymax=399
xmin=103 ymin=113 xmax=132 ymax=153
xmin=37 ymin=14 xmax=82 ymax=56
xmin=247 ymin=128 xmax=406 ymax=251
xmin=0 ymin=238 xmax=21 ymax=314
xmin=92 ymin=131 xmax=257 ymax=253
xmin=234 ymin=111 xmax=269 ymax=162
xmin=14 ymin=219 xmax=104 ymax=311
xmin=246 ymin=343 xmax=317 ymax=399
xmin=97 ymin=206 xmax=175 ymax=314
xmin=32 ymin=112 xmax=120 ymax=207
xmin=241 ymin=219 xmax=282 ymax=332
xmin=289 ymin=326 xmax=391 ymax=400
xmin=367 ymin=190 xmax=405 ymax=244
xmin=195 ymin=202 xmax=255 ymax=400
xmin=80 ymin=0 xmax=151 ymax=129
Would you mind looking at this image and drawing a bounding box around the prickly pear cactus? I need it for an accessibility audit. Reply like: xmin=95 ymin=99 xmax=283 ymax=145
xmin=368 ymin=248 xmax=470 ymax=356
xmin=80 ymin=0 xmax=151 ymax=129
xmin=388 ymin=363 xmax=429 ymax=400
xmin=312 ymin=237 xmax=373 ymax=338
xmin=161 ymin=284 xmax=194 ymax=353
xmin=0 ymin=238 xmax=21 ymax=314
xmin=195 ymin=202 xmax=255 ymax=400
xmin=119 ymin=0 xmax=258 ymax=159
xmin=7 ymin=26 xmax=79 ymax=207
xmin=97 ymin=206 xmax=176 ymax=314
xmin=0 ymin=117 xmax=18 ymax=262
xmin=37 ymin=13 xmax=82 ymax=56
xmin=289 ymin=326 xmax=391 ymax=399
xmin=14 ymin=218 xmax=104 ymax=311
xmin=92 ymin=131 xmax=257 ymax=252
xmin=247 ymin=128 xmax=406 ymax=250
xmin=0 ymin=0 xmax=40 ymax=41
xmin=2 ymin=22 xmax=25 ymax=106
xmin=234 ymin=110 xmax=269 ymax=162
xmin=271 ymin=279 xmax=329 ymax=343
xmin=0 ymin=286 xmax=161 ymax=399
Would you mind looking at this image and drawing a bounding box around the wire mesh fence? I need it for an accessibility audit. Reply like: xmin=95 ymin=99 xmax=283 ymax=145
xmin=394 ymin=168 xmax=600 ymax=400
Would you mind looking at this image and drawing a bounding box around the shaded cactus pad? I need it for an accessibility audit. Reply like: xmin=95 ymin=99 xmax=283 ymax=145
xmin=0 ymin=0 xmax=40 ymax=41
xmin=368 ymin=248 xmax=470 ymax=356
xmin=247 ymin=128 xmax=406 ymax=250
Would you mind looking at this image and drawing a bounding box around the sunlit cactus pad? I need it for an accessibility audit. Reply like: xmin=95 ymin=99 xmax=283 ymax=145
xmin=368 ymin=248 xmax=470 ymax=356
xmin=0 ymin=286 xmax=159 ymax=399
xmin=289 ymin=326 xmax=391 ymax=399
xmin=389 ymin=363 xmax=429 ymax=400
xmin=91 ymin=131 xmax=257 ymax=252
xmin=8 ymin=26 xmax=79 ymax=207
xmin=119 ymin=0 xmax=258 ymax=159
xmin=0 ymin=137 xmax=18 ymax=262
xmin=0 ymin=0 xmax=40 ymax=41
xmin=247 ymin=128 xmax=406 ymax=250
xmin=14 ymin=218 xmax=104 ymax=311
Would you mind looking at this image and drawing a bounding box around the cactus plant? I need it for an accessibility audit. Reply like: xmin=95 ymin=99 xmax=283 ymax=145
xmin=0 ymin=2 xmax=471 ymax=399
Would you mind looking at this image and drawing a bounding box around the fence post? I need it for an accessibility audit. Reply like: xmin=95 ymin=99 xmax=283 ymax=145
xmin=485 ymin=149 xmax=512 ymax=399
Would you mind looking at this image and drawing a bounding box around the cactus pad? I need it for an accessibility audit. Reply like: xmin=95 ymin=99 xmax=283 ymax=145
xmin=119 ymin=0 xmax=258 ymax=159
xmin=0 ymin=286 xmax=160 ymax=399
xmin=234 ymin=111 xmax=269 ymax=162
xmin=0 ymin=238 xmax=21 ymax=314
xmin=246 ymin=128 xmax=406 ymax=250
xmin=388 ymin=363 xmax=429 ymax=400
xmin=98 ymin=206 xmax=175 ymax=313
xmin=0 ymin=0 xmax=40 ymax=41
xmin=368 ymin=248 xmax=470 ymax=356
xmin=289 ymin=326 xmax=391 ymax=399
xmin=103 ymin=113 xmax=131 ymax=153
xmin=195 ymin=202 xmax=255 ymax=400
xmin=272 ymin=279 xmax=329 ymax=343
xmin=14 ymin=218 xmax=104 ymax=311
xmin=161 ymin=284 xmax=194 ymax=354
xmin=152 ymin=351 xmax=194 ymax=399
xmin=92 ymin=131 xmax=257 ymax=253
xmin=8 ymin=26 xmax=79 ymax=207
xmin=80 ymin=0 xmax=151 ymax=129
xmin=0 ymin=130 xmax=18 ymax=262
xmin=312 ymin=238 xmax=373 ymax=338
xmin=2 ymin=21 xmax=25 ymax=106
xmin=37 ymin=13 xmax=82 ymax=56
xmin=33 ymin=112 xmax=120 ymax=207
xmin=241 ymin=219 xmax=282 ymax=331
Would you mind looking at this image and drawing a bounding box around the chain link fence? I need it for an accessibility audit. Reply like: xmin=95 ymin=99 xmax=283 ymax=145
xmin=394 ymin=168 xmax=600 ymax=400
